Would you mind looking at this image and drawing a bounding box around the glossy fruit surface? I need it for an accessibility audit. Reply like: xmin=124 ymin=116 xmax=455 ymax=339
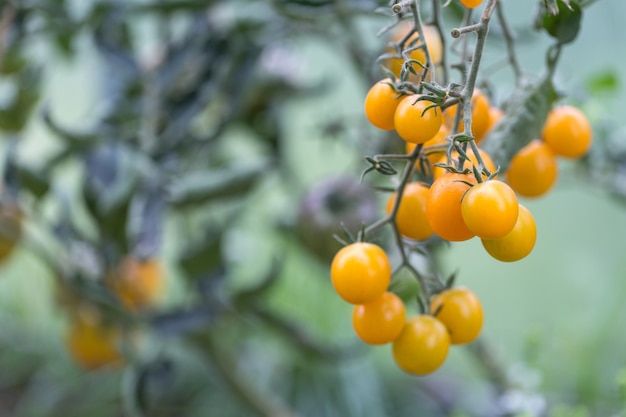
xmin=430 ymin=287 xmax=483 ymax=344
xmin=66 ymin=308 xmax=123 ymax=370
xmin=461 ymin=180 xmax=519 ymax=239
xmin=426 ymin=173 xmax=476 ymax=242
xmin=460 ymin=0 xmax=484 ymax=8
xmin=542 ymin=105 xmax=592 ymax=158
xmin=506 ymin=139 xmax=558 ymax=198
xmin=394 ymin=95 xmax=443 ymax=144
xmin=330 ymin=242 xmax=391 ymax=304
xmin=386 ymin=182 xmax=433 ymax=241
xmin=352 ymin=292 xmax=406 ymax=345
xmin=364 ymin=79 xmax=402 ymax=131
xmin=482 ymin=204 xmax=537 ymax=262
xmin=109 ymin=257 xmax=164 ymax=311
xmin=445 ymin=90 xmax=491 ymax=142
xmin=392 ymin=315 xmax=450 ymax=375
xmin=387 ymin=23 xmax=442 ymax=78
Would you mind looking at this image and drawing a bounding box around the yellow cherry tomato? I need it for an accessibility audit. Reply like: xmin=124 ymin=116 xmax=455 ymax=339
xmin=430 ymin=287 xmax=483 ymax=345
xmin=431 ymin=147 xmax=496 ymax=180
xmin=330 ymin=242 xmax=391 ymax=304
xmin=506 ymin=139 xmax=558 ymax=198
xmin=394 ymin=95 xmax=443 ymax=144
xmin=352 ymin=292 xmax=406 ymax=345
xmin=108 ymin=257 xmax=165 ymax=312
xmin=461 ymin=180 xmax=519 ymax=239
xmin=481 ymin=204 xmax=537 ymax=262
xmin=387 ymin=22 xmax=443 ymax=78
xmin=66 ymin=308 xmax=123 ymax=370
xmin=426 ymin=173 xmax=476 ymax=242
xmin=445 ymin=90 xmax=491 ymax=143
xmin=386 ymin=182 xmax=434 ymax=241
xmin=542 ymin=105 xmax=592 ymax=158
xmin=392 ymin=315 xmax=450 ymax=376
xmin=364 ymin=79 xmax=402 ymax=131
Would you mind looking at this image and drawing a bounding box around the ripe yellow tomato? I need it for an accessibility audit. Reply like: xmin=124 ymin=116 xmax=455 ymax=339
xmin=445 ymin=90 xmax=491 ymax=143
xmin=431 ymin=147 xmax=496 ymax=180
xmin=461 ymin=180 xmax=519 ymax=239
xmin=460 ymin=0 xmax=484 ymax=8
xmin=506 ymin=139 xmax=558 ymax=198
xmin=387 ymin=22 xmax=443 ymax=78
xmin=392 ymin=315 xmax=450 ymax=376
xmin=405 ymin=125 xmax=449 ymax=166
xmin=486 ymin=106 xmax=503 ymax=134
xmin=364 ymin=79 xmax=402 ymax=131
xmin=430 ymin=287 xmax=483 ymax=345
xmin=481 ymin=204 xmax=536 ymax=262
xmin=330 ymin=242 xmax=391 ymax=304
xmin=66 ymin=308 xmax=123 ymax=370
xmin=426 ymin=173 xmax=476 ymax=242
xmin=394 ymin=95 xmax=442 ymax=144
xmin=386 ymin=182 xmax=433 ymax=241
xmin=109 ymin=257 xmax=165 ymax=311
xmin=352 ymin=292 xmax=406 ymax=345
xmin=542 ymin=105 xmax=592 ymax=158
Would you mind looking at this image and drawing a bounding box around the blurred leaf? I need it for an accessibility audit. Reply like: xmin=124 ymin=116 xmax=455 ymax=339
xmin=168 ymin=159 xmax=272 ymax=208
xmin=127 ymin=180 xmax=165 ymax=259
xmin=539 ymin=0 xmax=582 ymax=44
xmin=480 ymin=75 xmax=558 ymax=172
xmin=178 ymin=228 xmax=223 ymax=280
xmin=151 ymin=307 xmax=221 ymax=336
xmin=16 ymin=163 xmax=50 ymax=200
xmin=586 ymin=69 xmax=619 ymax=95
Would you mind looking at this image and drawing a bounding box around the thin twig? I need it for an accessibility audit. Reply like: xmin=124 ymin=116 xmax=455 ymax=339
xmin=496 ymin=1 xmax=522 ymax=84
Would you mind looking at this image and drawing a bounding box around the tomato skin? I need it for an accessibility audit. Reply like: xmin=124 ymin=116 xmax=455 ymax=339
xmin=387 ymin=23 xmax=442 ymax=78
xmin=461 ymin=180 xmax=519 ymax=239
xmin=330 ymin=242 xmax=391 ymax=304
xmin=542 ymin=105 xmax=592 ymax=158
xmin=431 ymin=147 xmax=496 ymax=180
xmin=445 ymin=90 xmax=491 ymax=143
xmin=460 ymin=0 xmax=483 ymax=8
xmin=364 ymin=79 xmax=402 ymax=131
xmin=352 ymin=292 xmax=406 ymax=345
xmin=66 ymin=309 xmax=123 ymax=370
xmin=482 ymin=204 xmax=536 ymax=262
xmin=506 ymin=140 xmax=558 ymax=198
xmin=394 ymin=95 xmax=443 ymax=144
xmin=386 ymin=182 xmax=434 ymax=241
xmin=430 ymin=287 xmax=483 ymax=345
xmin=108 ymin=257 xmax=165 ymax=312
xmin=406 ymin=125 xmax=449 ymax=166
xmin=486 ymin=107 xmax=503 ymax=134
xmin=426 ymin=173 xmax=476 ymax=242
xmin=392 ymin=315 xmax=450 ymax=375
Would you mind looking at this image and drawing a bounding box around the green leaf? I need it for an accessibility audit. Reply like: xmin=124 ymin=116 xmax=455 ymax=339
xmin=586 ymin=69 xmax=619 ymax=95
xmin=168 ymin=159 xmax=271 ymax=208
xmin=480 ymin=75 xmax=558 ymax=172
xmin=541 ymin=0 xmax=582 ymax=44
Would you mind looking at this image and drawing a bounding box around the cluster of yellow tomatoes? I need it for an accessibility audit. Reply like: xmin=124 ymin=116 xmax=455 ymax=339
xmin=65 ymin=257 xmax=165 ymax=370
xmin=329 ymin=3 xmax=593 ymax=376
xmin=331 ymin=242 xmax=483 ymax=375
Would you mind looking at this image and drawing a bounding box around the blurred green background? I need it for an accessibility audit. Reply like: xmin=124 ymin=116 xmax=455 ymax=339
xmin=1 ymin=0 xmax=626 ymax=416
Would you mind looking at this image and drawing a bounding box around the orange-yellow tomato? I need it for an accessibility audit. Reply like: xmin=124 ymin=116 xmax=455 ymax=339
xmin=352 ymin=292 xmax=406 ymax=345
xmin=445 ymin=90 xmax=491 ymax=143
xmin=542 ymin=105 xmax=592 ymax=158
xmin=364 ymin=79 xmax=402 ymax=131
xmin=330 ymin=242 xmax=391 ymax=304
xmin=461 ymin=180 xmax=519 ymax=239
xmin=109 ymin=257 xmax=165 ymax=311
xmin=392 ymin=315 xmax=450 ymax=375
xmin=506 ymin=139 xmax=558 ymax=198
xmin=394 ymin=95 xmax=443 ymax=144
xmin=481 ymin=204 xmax=537 ymax=262
xmin=426 ymin=173 xmax=476 ymax=242
xmin=66 ymin=309 xmax=123 ymax=370
xmin=432 ymin=147 xmax=496 ymax=180
xmin=460 ymin=0 xmax=484 ymax=8
xmin=406 ymin=125 xmax=449 ymax=166
xmin=387 ymin=22 xmax=443 ymax=78
xmin=386 ymin=182 xmax=433 ymax=241
xmin=430 ymin=287 xmax=483 ymax=345
xmin=486 ymin=107 xmax=504 ymax=134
